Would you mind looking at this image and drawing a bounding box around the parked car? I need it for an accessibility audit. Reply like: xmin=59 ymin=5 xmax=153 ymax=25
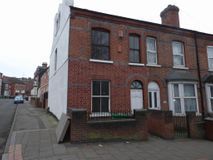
xmin=14 ymin=95 xmax=24 ymax=104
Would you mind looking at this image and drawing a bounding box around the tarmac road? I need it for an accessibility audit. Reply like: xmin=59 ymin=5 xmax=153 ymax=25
xmin=0 ymin=99 xmax=16 ymax=159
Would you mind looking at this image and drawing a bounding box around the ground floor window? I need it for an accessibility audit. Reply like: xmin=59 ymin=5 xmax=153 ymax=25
xmin=148 ymin=82 xmax=160 ymax=110
xmin=92 ymin=80 xmax=110 ymax=113
xmin=168 ymin=82 xmax=199 ymax=115
xmin=206 ymin=84 xmax=213 ymax=113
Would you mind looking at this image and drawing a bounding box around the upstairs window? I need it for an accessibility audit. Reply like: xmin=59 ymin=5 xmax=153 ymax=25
xmin=207 ymin=46 xmax=213 ymax=70
xmin=91 ymin=29 xmax=110 ymax=60
xmin=146 ymin=37 xmax=157 ymax=65
xmin=54 ymin=49 xmax=57 ymax=71
xmin=129 ymin=35 xmax=140 ymax=63
xmin=55 ymin=12 xmax=61 ymax=36
xmin=172 ymin=41 xmax=185 ymax=67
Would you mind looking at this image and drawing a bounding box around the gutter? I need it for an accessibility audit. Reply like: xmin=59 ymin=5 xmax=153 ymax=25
xmin=194 ymin=32 xmax=205 ymax=120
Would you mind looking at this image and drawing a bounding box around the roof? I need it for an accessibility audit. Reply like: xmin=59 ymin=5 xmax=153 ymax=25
xmin=71 ymin=7 xmax=213 ymax=40
xmin=2 ymin=76 xmax=25 ymax=84
xmin=203 ymin=74 xmax=213 ymax=83
xmin=165 ymin=70 xmax=198 ymax=82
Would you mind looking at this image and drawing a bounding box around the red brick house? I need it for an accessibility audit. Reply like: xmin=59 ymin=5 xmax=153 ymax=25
xmin=49 ymin=1 xmax=213 ymax=119
xmin=39 ymin=67 xmax=49 ymax=108
xmin=1 ymin=76 xmax=32 ymax=97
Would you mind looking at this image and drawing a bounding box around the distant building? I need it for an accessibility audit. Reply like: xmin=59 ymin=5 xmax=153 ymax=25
xmin=31 ymin=62 xmax=48 ymax=98
xmin=0 ymin=73 xmax=3 ymax=96
xmin=38 ymin=67 xmax=49 ymax=108
xmin=1 ymin=75 xmax=33 ymax=97
xmin=30 ymin=62 xmax=49 ymax=107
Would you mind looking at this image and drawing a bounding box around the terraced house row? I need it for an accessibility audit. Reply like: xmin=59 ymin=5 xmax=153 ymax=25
xmin=48 ymin=0 xmax=213 ymax=119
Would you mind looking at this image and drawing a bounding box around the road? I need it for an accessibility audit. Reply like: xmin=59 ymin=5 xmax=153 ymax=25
xmin=0 ymin=99 xmax=16 ymax=159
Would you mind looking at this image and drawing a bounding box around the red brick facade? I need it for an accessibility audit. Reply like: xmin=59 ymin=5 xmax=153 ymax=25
xmin=66 ymin=6 xmax=213 ymax=116
xmin=39 ymin=68 xmax=49 ymax=108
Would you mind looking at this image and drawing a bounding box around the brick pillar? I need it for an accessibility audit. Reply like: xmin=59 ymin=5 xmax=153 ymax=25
xmin=147 ymin=110 xmax=174 ymax=139
xmin=68 ymin=108 xmax=88 ymax=142
xmin=163 ymin=111 xmax=174 ymax=139
xmin=134 ymin=109 xmax=148 ymax=140
xmin=186 ymin=112 xmax=204 ymax=139
xmin=204 ymin=118 xmax=213 ymax=141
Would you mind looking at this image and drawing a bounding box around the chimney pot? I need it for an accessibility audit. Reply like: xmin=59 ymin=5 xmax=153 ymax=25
xmin=42 ymin=62 xmax=48 ymax=68
xmin=160 ymin=5 xmax=180 ymax=27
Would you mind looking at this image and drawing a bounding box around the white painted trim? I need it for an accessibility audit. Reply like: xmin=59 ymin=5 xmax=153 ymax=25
xmin=172 ymin=41 xmax=186 ymax=67
xmin=90 ymin=112 xmax=111 ymax=117
xmin=146 ymin=37 xmax=158 ymax=65
xmin=168 ymin=82 xmax=200 ymax=116
xmin=128 ymin=63 xmax=145 ymax=67
xmin=207 ymin=46 xmax=213 ymax=70
xmin=148 ymin=82 xmax=161 ymax=110
xmin=89 ymin=59 xmax=114 ymax=64
xmin=205 ymin=83 xmax=213 ymax=113
xmin=146 ymin=64 xmax=162 ymax=67
xmin=91 ymin=80 xmax=111 ymax=113
xmin=173 ymin=66 xmax=189 ymax=70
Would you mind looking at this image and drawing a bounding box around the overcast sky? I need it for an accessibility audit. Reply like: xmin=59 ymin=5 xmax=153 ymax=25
xmin=0 ymin=0 xmax=213 ymax=78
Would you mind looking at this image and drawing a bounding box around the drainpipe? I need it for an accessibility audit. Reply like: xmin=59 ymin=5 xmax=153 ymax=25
xmin=194 ymin=32 xmax=205 ymax=120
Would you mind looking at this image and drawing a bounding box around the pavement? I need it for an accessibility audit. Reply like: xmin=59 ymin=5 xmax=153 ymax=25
xmin=0 ymin=99 xmax=17 ymax=159
xmin=2 ymin=101 xmax=213 ymax=160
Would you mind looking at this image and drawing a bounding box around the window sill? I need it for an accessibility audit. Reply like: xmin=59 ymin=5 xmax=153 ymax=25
xmin=128 ymin=63 xmax=145 ymax=67
xmin=208 ymin=69 xmax=213 ymax=72
xmin=173 ymin=112 xmax=201 ymax=116
xmin=89 ymin=59 xmax=114 ymax=64
xmin=173 ymin=66 xmax=189 ymax=70
xmin=146 ymin=64 xmax=162 ymax=68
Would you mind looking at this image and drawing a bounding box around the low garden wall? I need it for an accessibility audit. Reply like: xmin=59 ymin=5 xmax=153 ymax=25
xmin=67 ymin=109 xmax=148 ymax=143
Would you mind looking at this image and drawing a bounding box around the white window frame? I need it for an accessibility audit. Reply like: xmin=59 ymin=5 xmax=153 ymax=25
xmin=168 ymin=82 xmax=199 ymax=116
xmin=146 ymin=37 xmax=158 ymax=65
xmin=205 ymin=83 xmax=213 ymax=113
xmin=172 ymin=41 xmax=185 ymax=68
xmin=207 ymin=46 xmax=213 ymax=71
xmin=148 ymin=82 xmax=160 ymax=110
xmin=91 ymin=80 xmax=110 ymax=114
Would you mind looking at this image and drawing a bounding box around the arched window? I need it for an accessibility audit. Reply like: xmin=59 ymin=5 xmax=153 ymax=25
xmin=131 ymin=80 xmax=143 ymax=89
xmin=130 ymin=80 xmax=143 ymax=110
xmin=148 ymin=82 xmax=160 ymax=109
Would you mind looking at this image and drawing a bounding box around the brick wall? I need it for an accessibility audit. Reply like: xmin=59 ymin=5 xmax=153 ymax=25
xmin=68 ymin=109 xmax=148 ymax=142
xmin=147 ymin=110 xmax=174 ymax=139
xmin=67 ymin=8 xmax=204 ymax=113
xmin=39 ymin=69 xmax=49 ymax=108
xmin=205 ymin=118 xmax=213 ymax=141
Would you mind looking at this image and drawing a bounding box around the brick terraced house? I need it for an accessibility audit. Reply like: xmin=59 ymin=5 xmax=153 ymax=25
xmin=49 ymin=0 xmax=213 ymax=119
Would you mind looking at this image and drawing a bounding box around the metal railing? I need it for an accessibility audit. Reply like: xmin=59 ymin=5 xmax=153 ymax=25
xmin=88 ymin=110 xmax=134 ymax=121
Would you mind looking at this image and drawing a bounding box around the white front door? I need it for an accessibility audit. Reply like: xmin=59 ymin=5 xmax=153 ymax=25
xmin=131 ymin=89 xmax=143 ymax=111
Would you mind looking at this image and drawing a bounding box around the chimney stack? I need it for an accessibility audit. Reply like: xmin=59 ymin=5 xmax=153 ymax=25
xmin=42 ymin=62 xmax=48 ymax=68
xmin=160 ymin=5 xmax=180 ymax=27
